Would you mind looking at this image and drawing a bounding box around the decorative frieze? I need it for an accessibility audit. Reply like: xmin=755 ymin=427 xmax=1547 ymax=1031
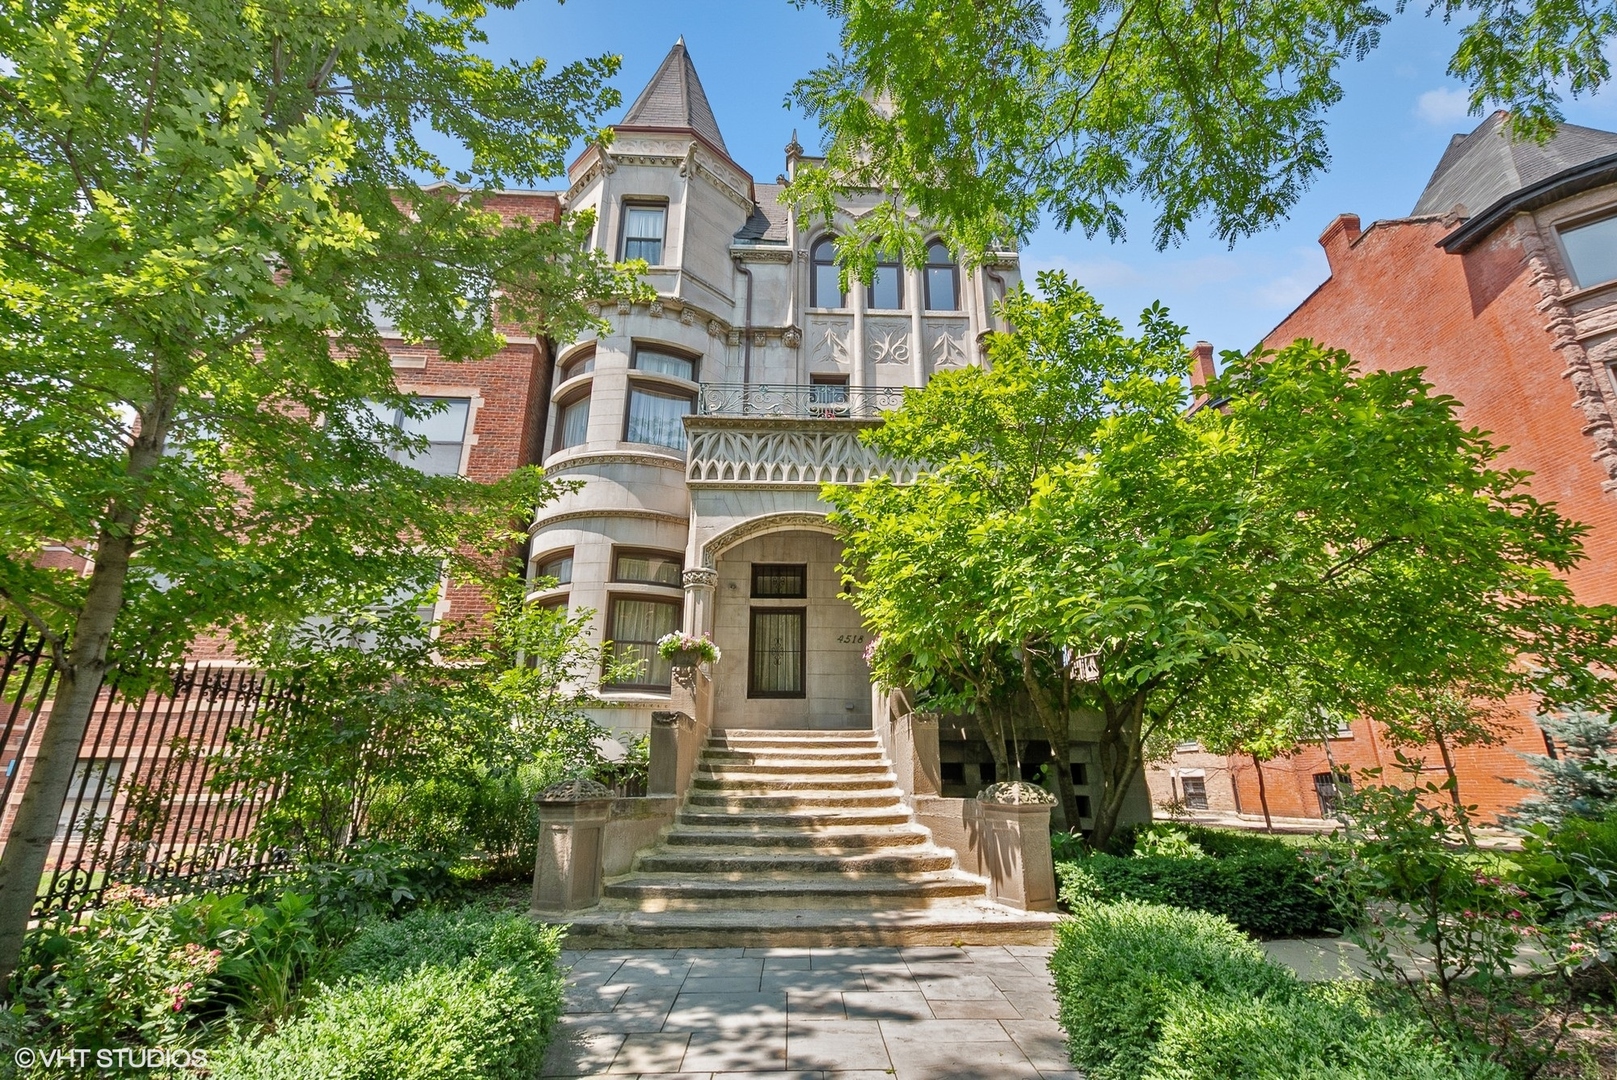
xmin=686 ymin=423 xmax=919 ymax=487
xmin=813 ymin=327 xmax=851 ymax=368
xmin=867 ymin=318 xmax=911 ymax=365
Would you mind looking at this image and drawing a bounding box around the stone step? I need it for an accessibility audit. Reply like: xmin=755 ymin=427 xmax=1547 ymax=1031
xmin=698 ymin=760 xmax=893 ymax=776
xmin=602 ymin=870 xmax=987 ymax=910
xmin=635 ymin=848 xmax=957 ymax=875
xmin=556 ymin=905 xmax=1059 ymax=948
xmin=691 ymin=774 xmax=898 ymax=792
xmin=685 ymin=790 xmax=905 ymax=810
xmin=701 ymin=748 xmax=889 ymax=763
xmin=663 ymin=828 xmax=932 ymax=853
xmin=717 ymin=728 xmax=879 ymax=739
xmin=710 ymin=737 xmax=882 ymax=750
xmin=676 ymin=806 xmax=914 ymax=828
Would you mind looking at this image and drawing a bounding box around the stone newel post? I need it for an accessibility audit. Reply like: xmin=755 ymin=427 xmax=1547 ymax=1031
xmin=531 ymin=778 xmax=615 ymax=914
xmin=977 ymin=782 xmax=1058 ymax=912
xmin=681 ymin=567 xmax=718 ymax=637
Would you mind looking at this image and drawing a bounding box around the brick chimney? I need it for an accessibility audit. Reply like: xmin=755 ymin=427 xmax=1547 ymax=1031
xmin=1317 ymin=213 xmax=1362 ymax=275
xmin=1190 ymin=341 xmax=1216 ymax=391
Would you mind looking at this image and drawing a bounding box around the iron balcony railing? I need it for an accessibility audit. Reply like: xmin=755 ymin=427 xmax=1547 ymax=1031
xmin=695 ymin=382 xmax=908 ymax=420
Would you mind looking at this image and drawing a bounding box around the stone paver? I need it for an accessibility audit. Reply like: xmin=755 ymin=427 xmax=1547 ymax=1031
xmin=543 ymin=944 xmax=1076 ymax=1079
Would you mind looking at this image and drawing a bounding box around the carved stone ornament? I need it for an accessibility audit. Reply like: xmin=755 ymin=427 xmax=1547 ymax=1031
xmin=586 ymin=300 xmax=602 ymax=318
xmin=538 ymin=776 xmax=614 ymax=803
xmin=680 ymin=307 xmax=695 ymax=326
xmin=813 ymin=327 xmax=851 ymax=367
xmin=752 ymin=329 xmax=769 ymax=348
xmin=727 ymin=328 xmax=742 ymax=347
xmin=617 ymin=298 xmax=632 ymax=316
xmin=682 ymin=567 xmax=719 ymax=590
xmin=782 ymin=326 xmax=801 ymax=349
xmin=977 ymin=781 xmax=1057 ymax=806
xmin=708 ymin=319 xmax=724 ymax=338
xmin=649 ymin=299 xmax=664 ymax=318
xmin=869 ymin=330 xmax=911 ymax=365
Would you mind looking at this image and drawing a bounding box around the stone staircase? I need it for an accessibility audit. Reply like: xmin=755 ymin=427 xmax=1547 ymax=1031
xmin=560 ymin=728 xmax=1058 ymax=947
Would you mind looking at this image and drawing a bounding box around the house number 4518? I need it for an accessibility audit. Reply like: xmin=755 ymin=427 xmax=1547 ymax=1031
xmin=836 ymin=634 xmax=866 ymax=644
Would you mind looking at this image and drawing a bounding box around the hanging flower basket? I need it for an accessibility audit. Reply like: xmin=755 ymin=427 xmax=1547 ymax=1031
xmin=657 ymin=632 xmax=720 ymax=666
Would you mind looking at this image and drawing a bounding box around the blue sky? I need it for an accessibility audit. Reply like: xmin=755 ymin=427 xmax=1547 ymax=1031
xmin=485 ymin=1 xmax=1617 ymax=353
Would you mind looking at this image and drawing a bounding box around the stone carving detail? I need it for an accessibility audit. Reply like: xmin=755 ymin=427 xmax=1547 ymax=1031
xmin=649 ymin=299 xmax=664 ymax=318
xmin=932 ymin=329 xmax=969 ymax=368
xmin=586 ymin=300 xmax=601 ymax=318
xmin=752 ymin=329 xmax=769 ymax=348
xmin=727 ymin=328 xmax=741 ymax=347
xmin=783 ymin=326 xmax=801 ymax=349
xmin=616 ymin=298 xmax=632 ymax=316
xmin=687 ymin=426 xmax=919 ymax=487
xmin=701 ymin=511 xmax=838 ymax=568
xmin=813 ymin=327 xmax=851 ymax=367
xmin=682 ymin=567 xmax=719 ymax=590
xmin=867 ymin=320 xmax=911 ymax=364
xmin=1517 ymin=216 xmax=1617 ymax=490
xmin=708 ymin=319 xmax=724 ymax=338
xmin=680 ymin=307 xmax=695 ymax=326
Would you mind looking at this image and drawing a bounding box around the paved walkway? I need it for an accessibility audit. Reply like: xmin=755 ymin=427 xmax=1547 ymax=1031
xmin=543 ymin=945 xmax=1075 ymax=1080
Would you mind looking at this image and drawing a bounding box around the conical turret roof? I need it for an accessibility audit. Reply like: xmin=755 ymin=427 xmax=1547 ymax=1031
xmin=619 ymin=38 xmax=728 ymax=154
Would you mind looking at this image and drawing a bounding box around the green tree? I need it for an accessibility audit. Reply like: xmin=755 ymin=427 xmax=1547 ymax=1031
xmin=832 ymin=275 xmax=1617 ymax=847
xmin=0 ymin=0 xmax=642 ymax=982
xmin=787 ymin=0 xmax=1617 ymax=275
xmin=225 ymin=577 xmax=634 ymax=874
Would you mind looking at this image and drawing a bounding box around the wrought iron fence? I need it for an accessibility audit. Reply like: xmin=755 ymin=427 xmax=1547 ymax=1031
xmin=696 ymin=382 xmax=909 ymax=420
xmin=0 ymin=620 xmax=287 ymax=918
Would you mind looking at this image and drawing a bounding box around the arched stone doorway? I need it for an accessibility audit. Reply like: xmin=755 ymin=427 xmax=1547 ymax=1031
xmin=703 ymin=527 xmax=872 ymax=731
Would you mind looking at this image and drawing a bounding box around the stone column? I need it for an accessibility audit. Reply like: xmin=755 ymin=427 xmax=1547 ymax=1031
xmin=909 ymin=267 xmax=926 ymax=387
xmin=682 ymin=566 xmax=718 ymax=637
xmin=531 ymin=778 xmax=616 ymax=914
xmin=850 ymin=281 xmax=867 ymax=390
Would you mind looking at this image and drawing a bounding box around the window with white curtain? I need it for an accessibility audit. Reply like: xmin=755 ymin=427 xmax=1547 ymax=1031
xmin=536 ymin=550 xmax=573 ymax=585
xmin=614 ymin=550 xmax=683 ymax=586
xmin=633 ymin=346 xmax=697 ymax=381
xmin=621 ymin=203 xmax=667 ymax=264
xmin=606 ymin=596 xmax=680 ymax=689
xmin=556 ymin=393 xmax=590 ymax=451
xmin=749 ymin=608 xmax=805 ymax=697
xmin=365 ymin=397 xmax=470 ymax=476
xmin=625 ymin=386 xmax=693 ymax=450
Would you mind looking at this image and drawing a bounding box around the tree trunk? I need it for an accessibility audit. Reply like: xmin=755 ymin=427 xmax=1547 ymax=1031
xmin=1018 ymin=647 xmax=1080 ymax=831
xmin=1089 ymin=693 xmax=1146 ymax=851
xmin=0 ymin=403 xmax=165 ymax=987
xmin=978 ymin=699 xmax=1009 ymax=786
xmin=1432 ymin=730 xmax=1475 ymax=845
xmin=0 ymin=527 xmax=137 ymax=987
xmin=1252 ymin=753 xmax=1273 ymax=832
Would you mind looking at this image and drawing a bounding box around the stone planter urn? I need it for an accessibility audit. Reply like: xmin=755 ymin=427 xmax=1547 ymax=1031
xmin=977 ymin=781 xmax=1058 ymax=913
xmin=669 ymin=648 xmax=702 ymax=668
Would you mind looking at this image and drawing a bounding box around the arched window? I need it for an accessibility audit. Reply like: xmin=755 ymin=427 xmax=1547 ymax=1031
xmin=867 ymin=252 xmax=903 ymax=310
xmin=923 ymin=241 xmax=959 ymax=311
xmin=810 ymin=237 xmax=845 ymax=308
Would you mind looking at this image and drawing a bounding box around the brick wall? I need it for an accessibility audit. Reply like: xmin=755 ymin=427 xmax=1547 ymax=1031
xmin=1221 ymin=210 xmax=1617 ymax=822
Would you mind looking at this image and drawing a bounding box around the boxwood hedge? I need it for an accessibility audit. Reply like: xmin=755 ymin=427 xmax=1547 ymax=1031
xmin=1056 ymin=825 xmax=1339 ymax=937
xmin=1049 ymin=901 xmax=1506 ymax=1080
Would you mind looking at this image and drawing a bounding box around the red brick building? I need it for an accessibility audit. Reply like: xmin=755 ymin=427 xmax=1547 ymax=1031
xmin=377 ymin=188 xmax=564 ymax=626
xmin=1215 ymin=112 xmax=1617 ymax=823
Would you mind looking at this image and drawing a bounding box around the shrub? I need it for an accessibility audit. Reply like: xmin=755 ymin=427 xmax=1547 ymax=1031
xmin=208 ymin=906 xmax=566 ymax=1080
xmin=1049 ymin=900 xmax=1506 ymax=1080
xmin=1056 ymin=826 xmax=1339 ymax=937
xmin=1050 ymin=901 xmax=1293 ymax=1080
xmin=7 ymin=887 xmax=326 ymax=1054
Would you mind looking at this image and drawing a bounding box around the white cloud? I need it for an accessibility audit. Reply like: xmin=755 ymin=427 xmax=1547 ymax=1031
xmin=1415 ymin=87 xmax=1474 ymax=126
xmin=1023 ymin=253 xmax=1144 ymax=290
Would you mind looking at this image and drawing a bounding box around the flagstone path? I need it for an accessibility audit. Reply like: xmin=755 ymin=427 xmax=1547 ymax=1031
xmin=542 ymin=944 xmax=1077 ymax=1080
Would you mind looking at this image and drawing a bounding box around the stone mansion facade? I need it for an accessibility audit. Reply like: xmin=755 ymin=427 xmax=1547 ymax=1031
xmin=521 ymin=41 xmax=1020 ymax=737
